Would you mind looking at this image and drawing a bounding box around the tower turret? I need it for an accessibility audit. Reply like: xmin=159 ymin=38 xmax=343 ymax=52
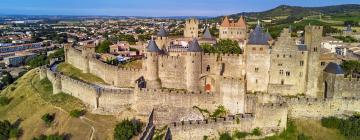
xmin=144 ymin=37 xmax=162 ymax=88
xmin=304 ymin=25 xmax=323 ymax=97
xmin=156 ymin=24 xmax=169 ymax=50
xmin=186 ymin=38 xmax=202 ymax=92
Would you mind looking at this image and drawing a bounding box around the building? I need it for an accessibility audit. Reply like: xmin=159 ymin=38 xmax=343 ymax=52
xmin=4 ymin=52 xmax=36 ymax=67
xmin=184 ymin=18 xmax=199 ymax=38
xmin=219 ymin=16 xmax=247 ymax=40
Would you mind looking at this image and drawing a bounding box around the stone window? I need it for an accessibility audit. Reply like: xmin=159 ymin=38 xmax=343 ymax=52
xmin=321 ymin=62 xmax=326 ymax=66
xmin=278 ymin=63 xmax=282 ymax=66
xmin=314 ymin=47 xmax=318 ymax=52
xmin=300 ymin=61 xmax=304 ymax=66
xmin=252 ymin=47 xmax=256 ymax=51
xmin=277 ymin=54 xmax=279 ymax=58
xmin=289 ymin=55 xmax=292 ymax=58
xmin=192 ymin=61 xmax=194 ymax=63
xmin=286 ymin=71 xmax=290 ymax=76
xmin=279 ymin=70 xmax=284 ymax=75
xmin=256 ymin=79 xmax=258 ymax=84
xmin=283 ymin=54 xmax=286 ymax=58
xmin=255 ymin=67 xmax=259 ymax=72
xmin=206 ymin=65 xmax=210 ymax=72
xmin=260 ymin=48 xmax=263 ymax=51
xmin=299 ymin=72 xmax=303 ymax=77
xmin=281 ymin=79 xmax=285 ymax=85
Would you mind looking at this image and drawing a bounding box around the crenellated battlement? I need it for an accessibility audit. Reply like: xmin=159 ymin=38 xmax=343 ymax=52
xmin=159 ymin=55 xmax=182 ymax=60
xmin=169 ymin=113 xmax=254 ymax=128
xmin=138 ymin=88 xmax=215 ymax=96
xmin=260 ymin=103 xmax=288 ymax=109
xmin=203 ymin=53 xmax=243 ymax=58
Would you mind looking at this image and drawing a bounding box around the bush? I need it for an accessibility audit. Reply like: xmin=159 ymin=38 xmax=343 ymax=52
xmin=321 ymin=116 xmax=341 ymax=128
xmin=251 ymin=127 xmax=262 ymax=136
xmin=32 ymin=134 xmax=66 ymax=140
xmin=9 ymin=128 xmax=21 ymax=138
xmin=114 ymin=119 xmax=143 ymax=140
xmin=41 ymin=113 xmax=55 ymax=126
xmin=0 ymin=120 xmax=22 ymax=139
xmin=0 ymin=96 xmax=11 ymax=106
xmin=69 ymin=109 xmax=86 ymax=118
xmin=321 ymin=116 xmax=360 ymax=140
xmin=233 ymin=131 xmax=248 ymax=139
xmin=25 ymin=55 xmax=48 ymax=69
xmin=219 ymin=132 xmax=232 ymax=140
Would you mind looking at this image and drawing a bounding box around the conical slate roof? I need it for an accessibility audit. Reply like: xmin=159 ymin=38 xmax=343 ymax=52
xmin=157 ymin=24 xmax=167 ymax=37
xmin=202 ymin=26 xmax=213 ymax=39
xmin=248 ymin=22 xmax=272 ymax=45
xmin=188 ymin=38 xmax=202 ymax=52
xmin=324 ymin=62 xmax=344 ymax=74
xmin=147 ymin=37 xmax=161 ymax=52
xmin=165 ymin=127 xmax=172 ymax=140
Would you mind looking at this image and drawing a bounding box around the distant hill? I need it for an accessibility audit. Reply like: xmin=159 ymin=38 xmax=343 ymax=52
xmin=227 ymin=4 xmax=360 ymax=20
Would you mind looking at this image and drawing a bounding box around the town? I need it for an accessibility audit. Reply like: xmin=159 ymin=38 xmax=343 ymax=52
xmin=0 ymin=3 xmax=360 ymax=140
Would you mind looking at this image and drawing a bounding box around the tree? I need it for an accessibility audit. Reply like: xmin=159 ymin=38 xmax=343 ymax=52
xmin=201 ymin=39 xmax=242 ymax=54
xmin=341 ymin=60 xmax=360 ymax=76
xmin=114 ymin=119 xmax=143 ymax=140
xmin=48 ymin=48 xmax=65 ymax=60
xmin=134 ymin=27 xmax=145 ymax=34
xmin=1 ymin=71 xmax=14 ymax=88
xmin=41 ymin=113 xmax=55 ymax=126
xmin=69 ymin=109 xmax=86 ymax=118
xmin=96 ymin=40 xmax=111 ymax=53
xmin=0 ymin=96 xmax=11 ymax=106
xmin=219 ymin=132 xmax=232 ymax=140
xmin=25 ymin=55 xmax=48 ymax=69
xmin=0 ymin=120 xmax=22 ymax=139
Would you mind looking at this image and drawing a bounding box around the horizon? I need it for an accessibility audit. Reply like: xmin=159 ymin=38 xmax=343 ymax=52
xmin=1 ymin=0 xmax=360 ymax=17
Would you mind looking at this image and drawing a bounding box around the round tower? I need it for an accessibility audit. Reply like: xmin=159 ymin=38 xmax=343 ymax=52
xmin=144 ymin=37 xmax=162 ymax=89
xmin=155 ymin=24 xmax=169 ymax=50
xmin=186 ymin=38 xmax=202 ymax=92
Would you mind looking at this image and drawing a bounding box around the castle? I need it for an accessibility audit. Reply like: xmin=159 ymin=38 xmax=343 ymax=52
xmin=39 ymin=17 xmax=360 ymax=139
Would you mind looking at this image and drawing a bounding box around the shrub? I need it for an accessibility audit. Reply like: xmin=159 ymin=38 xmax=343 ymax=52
xmin=0 ymin=96 xmax=11 ymax=106
xmin=251 ymin=127 xmax=262 ymax=136
xmin=9 ymin=128 xmax=21 ymax=138
xmin=0 ymin=120 xmax=22 ymax=139
xmin=69 ymin=109 xmax=86 ymax=118
xmin=233 ymin=131 xmax=248 ymax=139
xmin=32 ymin=134 xmax=66 ymax=140
xmin=114 ymin=119 xmax=143 ymax=140
xmin=321 ymin=116 xmax=341 ymax=128
xmin=219 ymin=132 xmax=232 ymax=140
xmin=41 ymin=113 xmax=55 ymax=126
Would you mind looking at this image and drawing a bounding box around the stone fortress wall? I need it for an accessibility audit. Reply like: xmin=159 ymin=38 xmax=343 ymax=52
xmin=41 ymin=23 xmax=360 ymax=139
xmin=40 ymin=67 xmax=290 ymax=139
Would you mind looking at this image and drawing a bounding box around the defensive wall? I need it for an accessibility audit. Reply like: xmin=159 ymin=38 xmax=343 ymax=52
xmin=169 ymin=103 xmax=287 ymax=140
xmin=65 ymin=45 xmax=142 ymax=88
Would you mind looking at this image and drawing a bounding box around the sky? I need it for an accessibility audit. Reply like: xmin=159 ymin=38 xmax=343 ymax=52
xmin=1 ymin=0 xmax=359 ymax=16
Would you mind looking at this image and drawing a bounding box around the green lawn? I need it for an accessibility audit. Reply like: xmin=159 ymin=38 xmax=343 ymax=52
xmin=57 ymin=63 xmax=107 ymax=85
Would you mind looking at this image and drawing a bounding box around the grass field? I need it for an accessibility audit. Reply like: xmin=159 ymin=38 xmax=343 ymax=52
xmin=119 ymin=59 xmax=143 ymax=69
xmin=263 ymin=119 xmax=345 ymax=140
xmin=57 ymin=63 xmax=107 ymax=85
xmin=0 ymin=69 xmax=118 ymax=140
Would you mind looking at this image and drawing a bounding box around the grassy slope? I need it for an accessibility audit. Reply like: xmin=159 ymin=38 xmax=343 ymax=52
xmin=0 ymin=69 xmax=117 ymax=140
xmin=263 ymin=119 xmax=345 ymax=140
xmin=57 ymin=63 xmax=107 ymax=85
xmin=294 ymin=119 xmax=346 ymax=140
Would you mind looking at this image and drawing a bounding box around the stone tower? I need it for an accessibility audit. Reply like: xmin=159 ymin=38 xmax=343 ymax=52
xmin=186 ymin=38 xmax=202 ymax=92
xmin=245 ymin=22 xmax=272 ymax=93
xmin=184 ymin=18 xmax=199 ymax=38
xmin=144 ymin=38 xmax=162 ymax=89
xmin=156 ymin=24 xmax=169 ymax=50
xmin=81 ymin=44 xmax=95 ymax=73
xmin=305 ymin=25 xmax=323 ymax=97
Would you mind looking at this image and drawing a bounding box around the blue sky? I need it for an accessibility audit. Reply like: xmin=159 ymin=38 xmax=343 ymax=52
xmin=1 ymin=0 xmax=359 ymax=16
